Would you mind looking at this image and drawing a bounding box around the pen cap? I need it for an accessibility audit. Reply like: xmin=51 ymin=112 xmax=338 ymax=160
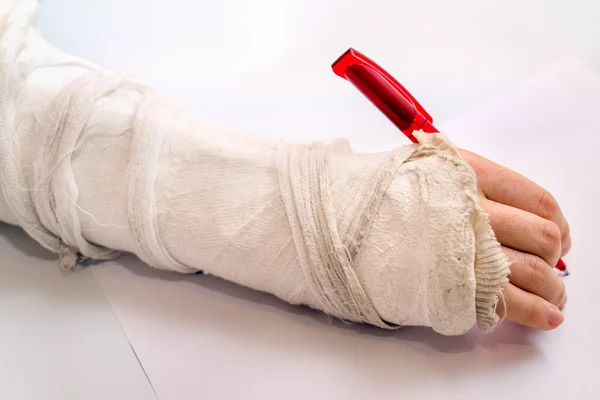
xmin=332 ymin=48 xmax=435 ymax=141
xmin=344 ymin=64 xmax=417 ymax=132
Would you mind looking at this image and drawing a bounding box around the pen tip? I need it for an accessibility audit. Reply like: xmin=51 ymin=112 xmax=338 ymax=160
xmin=562 ymin=269 xmax=570 ymax=277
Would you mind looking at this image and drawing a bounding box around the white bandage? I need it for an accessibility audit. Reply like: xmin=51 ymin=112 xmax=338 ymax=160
xmin=0 ymin=0 xmax=509 ymax=335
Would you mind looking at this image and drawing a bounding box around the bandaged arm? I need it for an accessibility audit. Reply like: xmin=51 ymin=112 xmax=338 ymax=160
xmin=0 ymin=1 xmax=510 ymax=336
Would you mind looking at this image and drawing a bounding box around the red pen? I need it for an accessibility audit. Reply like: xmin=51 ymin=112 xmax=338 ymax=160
xmin=332 ymin=47 xmax=569 ymax=275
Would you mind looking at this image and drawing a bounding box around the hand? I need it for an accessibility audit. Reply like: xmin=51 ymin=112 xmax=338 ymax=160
xmin=460 ymin=150 xmax=570 ymax=330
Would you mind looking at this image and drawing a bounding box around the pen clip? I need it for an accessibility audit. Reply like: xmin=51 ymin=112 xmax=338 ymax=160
xmin=332 ymin=48 xmax=433 ymax=124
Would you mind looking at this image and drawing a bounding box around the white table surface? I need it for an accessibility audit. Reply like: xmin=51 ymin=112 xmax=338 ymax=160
xmin=0 ymin=225 xmax=156 ymax=400
xmin=2 ymin=0 xmax=600 ymax=398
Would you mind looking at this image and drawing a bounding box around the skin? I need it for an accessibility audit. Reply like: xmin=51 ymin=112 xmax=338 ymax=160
xmin=460 ymin=150 xmax=570 ymax=330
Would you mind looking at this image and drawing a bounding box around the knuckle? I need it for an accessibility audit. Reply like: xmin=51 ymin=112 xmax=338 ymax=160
xmin=537 ymin=189 xmax=559 ymax=220
xmin=553 ymin=281 xmax=567 ymax=307
xmin=540 ymin=221 xmax=562 ymax=257
xmin=525 ymin=298 xmax=540 ymax=323
xmin=523 ymin=254 xmax=547 ymax=292
xmin=562 ymin=221 xmax=571 ymax=242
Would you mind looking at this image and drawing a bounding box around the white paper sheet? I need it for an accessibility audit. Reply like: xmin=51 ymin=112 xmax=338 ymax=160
xmin=0 ymin=224 xmax=157 ymax=400
xmin=93 ymin=55 xmax=600 ymax=400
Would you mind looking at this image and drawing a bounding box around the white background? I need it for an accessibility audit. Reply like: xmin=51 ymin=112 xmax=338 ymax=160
xmin=1 ymin=0 xmax=600 ymax=398
xmin=36 ymin=0 xmax=600 ymax=149
xmin=36 ymin=0 xmax=600 ymax=117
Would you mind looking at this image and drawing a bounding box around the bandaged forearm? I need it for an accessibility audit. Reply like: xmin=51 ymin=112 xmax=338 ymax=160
xmin=0 ymin=1 xmax=509 ymax=335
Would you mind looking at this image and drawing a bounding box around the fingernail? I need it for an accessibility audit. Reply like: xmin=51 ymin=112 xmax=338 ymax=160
xmin=548 ymin=307 xmax=564 ymax=327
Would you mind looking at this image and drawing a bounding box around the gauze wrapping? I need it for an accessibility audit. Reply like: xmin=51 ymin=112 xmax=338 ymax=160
xmin=0 ymin=1 xmax=510 ymax=335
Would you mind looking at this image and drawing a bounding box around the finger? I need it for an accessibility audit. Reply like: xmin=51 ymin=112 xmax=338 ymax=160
xmin=503 ymin=247 xmax=566 ymax=307
xmin=498 ymin=283 xmax=564 ymax=330
xmin=561 ymin=235 xmax=572 ymax=257
xmin=461 ymin=150 xmax=570 ymax=248
xmin=483 ymin=198 xmax=562 ymax=266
